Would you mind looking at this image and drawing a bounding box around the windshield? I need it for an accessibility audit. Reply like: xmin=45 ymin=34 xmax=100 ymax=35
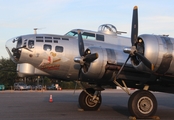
xmin=66 ymin=31 xmax=78 ymax=37
xmin=66 ymin=31 xmax=95 ymax=40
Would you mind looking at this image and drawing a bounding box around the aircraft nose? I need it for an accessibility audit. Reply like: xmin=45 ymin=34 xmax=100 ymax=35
xmin=5 ymin=37 xmax=22 ymax=63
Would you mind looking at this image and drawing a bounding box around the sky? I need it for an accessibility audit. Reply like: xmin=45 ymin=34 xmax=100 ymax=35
xmin=0 ymin=0 xmax=174 ymax=58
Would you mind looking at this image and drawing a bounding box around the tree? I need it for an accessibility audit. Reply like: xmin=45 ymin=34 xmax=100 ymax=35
xmin=0 ymin=57 xmax=17 ymax=88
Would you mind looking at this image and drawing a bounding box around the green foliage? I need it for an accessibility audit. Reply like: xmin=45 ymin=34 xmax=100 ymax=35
xmin=0 ymin=57 xmax=17 ymax=88
xmin=43 ymin=77 xmax=52 ymax=86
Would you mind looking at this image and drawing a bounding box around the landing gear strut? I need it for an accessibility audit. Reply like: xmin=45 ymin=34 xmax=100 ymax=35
xmin=79 ymin=88 xmax=102 ymax=111
xmin=128 ymin=90 xmax=157 ymax=118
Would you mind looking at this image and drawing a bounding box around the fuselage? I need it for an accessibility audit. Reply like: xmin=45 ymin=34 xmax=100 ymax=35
xmin=5 ymin=24 xmax=132 ymax=81
xmin=6 ymin=24 xmax=174 ymax=83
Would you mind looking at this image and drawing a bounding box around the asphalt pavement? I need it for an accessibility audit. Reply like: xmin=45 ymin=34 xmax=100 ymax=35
xmin=0 ymin=89 xmax=173 ymax=120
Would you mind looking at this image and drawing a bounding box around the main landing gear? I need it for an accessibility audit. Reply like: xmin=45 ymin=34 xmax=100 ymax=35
xmin=79 ymin=88 xmax=102 ymax=111
xmin=112 ymin=74 xmax=158 ymax=118
xmin=128 ymin=90 xmax=157 ymax=119
xmin=78 ymin=88 xmax=158 ymax=119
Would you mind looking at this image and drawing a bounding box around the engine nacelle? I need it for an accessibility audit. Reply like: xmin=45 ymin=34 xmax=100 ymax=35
xmin=81 ymin=47 xmax=120 ymax=80
xmin=132 ymin=34 xmax=174 ymax=75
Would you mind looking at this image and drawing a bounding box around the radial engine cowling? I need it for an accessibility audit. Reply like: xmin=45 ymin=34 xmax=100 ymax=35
xmin=132 ymin=34 xmax=174 ymax=75
xmin=81 ymin=47 xmax=118 ymax=80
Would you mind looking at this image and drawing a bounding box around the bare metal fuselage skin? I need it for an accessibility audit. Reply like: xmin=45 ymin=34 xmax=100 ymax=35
xmin=6 ymin=30 xmax=131 ymax=80
xmin=5 ymin=25 xmax=174 ymax=90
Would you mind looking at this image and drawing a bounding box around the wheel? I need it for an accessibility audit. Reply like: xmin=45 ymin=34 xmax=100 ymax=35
xmin=79 ymin=88 xmax=102 ymax=111
xmin=128 ymin=90 xmax=157 ymax=118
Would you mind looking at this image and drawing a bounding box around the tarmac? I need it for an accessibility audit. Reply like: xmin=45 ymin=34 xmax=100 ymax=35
xmin=0 ymin=89 xmax=174 ymax=120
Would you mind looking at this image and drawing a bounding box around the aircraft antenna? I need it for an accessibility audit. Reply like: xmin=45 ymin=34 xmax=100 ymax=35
xmin=33 ymin=27 xmax=45 ymax=34
xmin=34 ymin=28 xmax=37 ymax=34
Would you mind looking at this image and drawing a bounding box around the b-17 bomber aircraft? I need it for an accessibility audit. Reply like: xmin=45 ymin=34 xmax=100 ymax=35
xmin=5 ymin=6 xmax=174 ymax=119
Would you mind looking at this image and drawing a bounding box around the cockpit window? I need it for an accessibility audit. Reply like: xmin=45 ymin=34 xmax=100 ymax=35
xmin=66 ymin=31 xmax=96 ymax=40
xmin=43 ymin=44 xmax=52 ymax=51
xmin=66 ymin=31 xmax=78 ymax=37
xmin=28 ymin=40 xmax=34 ymax=49
xmin=65 ymin=30 xmax=106 ymax=41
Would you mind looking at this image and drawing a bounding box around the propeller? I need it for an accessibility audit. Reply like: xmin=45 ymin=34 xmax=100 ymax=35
xmin=130 ymin=6 xmax=153 ymax=70
xmin=74 ymin=30 xmax=98 ymax=80
xmin=116 ymin=6 xmax=154 ymax=79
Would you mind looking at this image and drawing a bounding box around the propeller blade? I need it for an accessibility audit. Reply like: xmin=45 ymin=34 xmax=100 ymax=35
xmin=78 ymin=31 xmax=85 ymax=56
xmin=83 ymin=53 xmax=98 ymax=63
xmin=116 ymin=55 xmax=131 ymax=78
xmin=78 ymin=67 xmax=82 ymax=80
xmin=134 ymin=52 xmax=154 ymax=70
xmin=83 ymin=63 xmax=89 ymax=73
xmin=131 ymin=6 xmax=138 ymax=46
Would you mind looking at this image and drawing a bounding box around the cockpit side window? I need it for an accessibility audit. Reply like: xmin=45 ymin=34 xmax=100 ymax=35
xmin=82 ymin=32 xmax=95 ymax=40
xmin=43 ymin=44 xmax=52 ymax=51
xmin=96 ymin=34 xmax=104 ymax=41
xmin=28 ymin=40 xmax=34 ymax=49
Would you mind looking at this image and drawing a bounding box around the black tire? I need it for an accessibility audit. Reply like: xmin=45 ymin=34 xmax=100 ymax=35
xmin=128 ymin=90 xmax=157 ymax=118
xmin=79 ymin=88 xmax=102 ymax=111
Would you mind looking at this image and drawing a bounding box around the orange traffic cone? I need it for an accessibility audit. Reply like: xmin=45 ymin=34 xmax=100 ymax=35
xmin=49 ymin=94 xmax=53 ymax=103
